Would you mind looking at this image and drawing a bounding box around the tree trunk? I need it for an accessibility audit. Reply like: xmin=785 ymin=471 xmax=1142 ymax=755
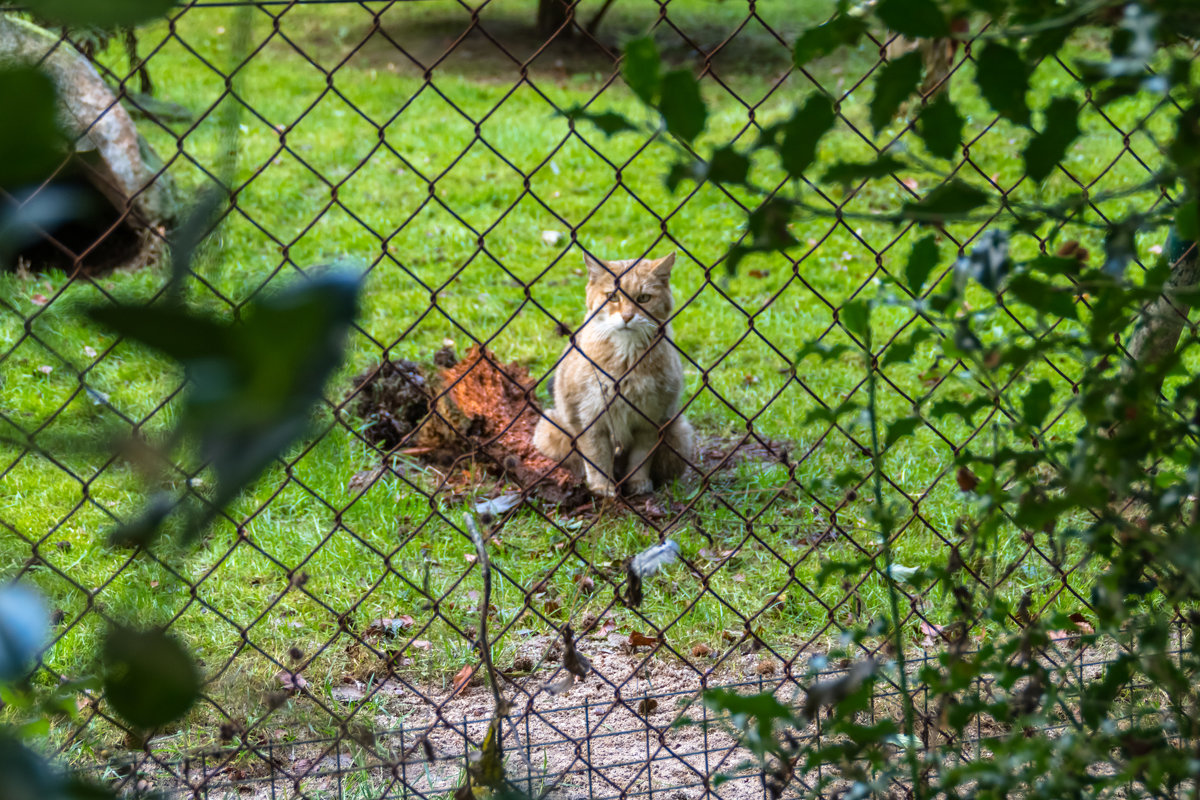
xmin=537 ymin=0 xmax=573 ymax=39
xmin=1122 ymin=228 xmax=1200 ymax=385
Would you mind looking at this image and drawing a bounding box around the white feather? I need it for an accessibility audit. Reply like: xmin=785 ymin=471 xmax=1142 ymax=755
xmin=630 ymin=539 xmax=680 ymax=578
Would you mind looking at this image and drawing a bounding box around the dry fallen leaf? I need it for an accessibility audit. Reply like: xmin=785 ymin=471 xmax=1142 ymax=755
xmin=275 ymin=670 xmax=308 ymax=693
xmin=637 ymin=698 xmax=659 ymax=715
xmin=409 ymin=639 xmax=433 ymax=651
xmin=628 ymin=631 xmax=661 ymax=649
xmin=755 ymin=658 xmax=777 ymax=676
xmin=1068 ymin=612 xmax=1095 ymax=634
xmin=691 ymin=643 xmax=713 ymax=658
xmin=365 ymin=616 xmax=414 ymax=637
xmin=31 ymin=293 xmax=47 ymax=306
xmin=575 ymin=574 xmax=595 ymax=594
xmin=347 ymin=467 xmax=382 ymax=494
xmin=449 ymin=664 xmax=475 ymax=698
xmin=918 ymin=620 xmax=944 ymax=647
xmin=747 ymin=269 xmax=769 ymax=279
xmin=956 ymin=466 xmax=979 ymax=492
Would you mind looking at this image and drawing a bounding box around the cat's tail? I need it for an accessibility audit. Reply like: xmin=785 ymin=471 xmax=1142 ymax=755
xmin=534 ymin=409 xmax=582 ymax=474
xmin=651 ymin=414 xmax=696 ymax=486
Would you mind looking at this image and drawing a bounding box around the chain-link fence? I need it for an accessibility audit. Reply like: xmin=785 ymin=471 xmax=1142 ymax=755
xmin=1 ymin=0 xmax=1188 ymax=798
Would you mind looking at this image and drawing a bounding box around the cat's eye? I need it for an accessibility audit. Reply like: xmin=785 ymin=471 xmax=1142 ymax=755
xmin=635 ymin=293 xmax=652 ymax=304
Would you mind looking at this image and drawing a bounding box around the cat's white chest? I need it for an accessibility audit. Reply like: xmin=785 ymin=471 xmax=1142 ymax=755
xmin=610 ymin=330 xmax=649 ymax=364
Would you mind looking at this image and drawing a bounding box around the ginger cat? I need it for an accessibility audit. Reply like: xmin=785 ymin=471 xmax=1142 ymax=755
xmin=533 ymin=251 xmax=695 ymax=497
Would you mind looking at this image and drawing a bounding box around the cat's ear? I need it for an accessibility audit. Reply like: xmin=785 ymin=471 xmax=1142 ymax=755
xmin=583 ymin=252 xmax=611 ymax=282
xmin=651 ymin=252 xmax=676 ymax=277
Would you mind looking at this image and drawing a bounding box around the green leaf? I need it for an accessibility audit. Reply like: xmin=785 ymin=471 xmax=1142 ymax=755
xmin=1 ymin=734 xmax=117 ymax=800
xmin=916 ymin=92 xmax=964 ymax=160
xmin=875 ymin=0 xmax=950 ymax=38
xmin=821 ymin=154 xmax=906 ymax=184
xmin=666 ymin=160 xmax=700 ymax=192
xmin=1027 ymin=24 xmax=1073 ymax=61
xmin=880 ymin=327 xmax=934 ymax=367
xmin=929 ymin=397 xmax=992 ymax=425
xmin=670 ymin=146 xmax=750 ymax=191
xmin=103 ymin=626 xmax=200 ymax=728
xmin=797 ymin=341 xmax=852 ymax=363
xmin=840 ymin=299 xmax=870 ymax=340
xmin=884 ymin=417 xmax=921 ymax=449
xmin=0 ymin=585 xmax=48 ymax=682
xmin=870 ymin=51 xmax=923 ymax=134
xmin=702 ymin=689 xmax=796 ymax=758
xmin=659 ymin=69 xmax=707 ymax=143
xmin=31 ymin=0 xmax=176 ymax=28
xmin=86 ymin=305 xmax=230 ymax=363
xmin=1024 ymin=97 xmax=1080 ymax=182
xmin=803 ymin=400 xmax=861 ymax=425
xmin=107 ymin=492 xmax=175 ymax=548
xmin=904 ymin=234 xmax=940 ymax=293
xmin=0 ymin=67 xmax=65 ymax=190
xmin=91 ymin=272 xmax=361 ymax=540
xmin=622 ymin=37 xmax=661 ymax=105
xmin=781 ymin=94 xmax=836 ymax=177
xmin=1175 ymin=200 xmax=1199 ymax=242
xmin=1007 ymin=273 xmax=1077 ymax=319
xmin=726 ymin=198 xmax=797 ymax=275
xmin=1021 ymin=379 xmax=1054 ymax=428
xmin=975 ymin=42 xmax=1031 ymax=127
xmin=201 ymin=272 xmax=360 ymax=511
xmin=1028 ymin=254 xmax=1083 ymax=276
xmin=793 ymin=14 xmax=867 ymax=66
xmin=902 ymin=179 xmax=990 ymax=221
xmin=706 ymin=145 xmax=751 ymax=186
xmin=563 ymin=105 xmax=638 ymax=137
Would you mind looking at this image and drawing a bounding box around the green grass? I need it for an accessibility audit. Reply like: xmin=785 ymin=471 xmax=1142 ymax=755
xmin=0 ymin=0 xmax=1183 ymax=761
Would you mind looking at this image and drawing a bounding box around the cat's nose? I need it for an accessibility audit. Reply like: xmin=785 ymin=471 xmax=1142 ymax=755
xmin=621 ymin=308 xmax=635 ymax=323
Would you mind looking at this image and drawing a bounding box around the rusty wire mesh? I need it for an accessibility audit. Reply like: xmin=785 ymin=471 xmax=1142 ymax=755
xmin=1 ymin=0 xmax=1191 ymax=798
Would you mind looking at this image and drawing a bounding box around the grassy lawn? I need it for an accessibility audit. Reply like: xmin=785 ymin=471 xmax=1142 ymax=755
xmin=0 ymin=0 xmax=1181 ymax=762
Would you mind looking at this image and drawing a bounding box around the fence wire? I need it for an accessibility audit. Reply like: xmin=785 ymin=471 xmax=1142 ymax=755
xmin=0 ymin=1 xmax=1192 ymax=798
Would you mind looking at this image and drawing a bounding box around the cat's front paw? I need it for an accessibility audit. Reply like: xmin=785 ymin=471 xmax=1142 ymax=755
xmin=624 ymin=478 xmax=653 ymax=496
xmin=587 ymin=478 xmax=617 ymax=498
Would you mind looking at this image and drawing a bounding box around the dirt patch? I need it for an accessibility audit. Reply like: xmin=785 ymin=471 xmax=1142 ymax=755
xmin=114 ymin=631 xmax=809 ymax=800
xmin=347 ymin=345 xmax=585 ymax=505
xmin=348 ymin=357 xmax=430 ymax=449
xmin=696 ymin=433 xmax=791 ymax=474
xmin=437 ymin=346 xmax=582 ymax=504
